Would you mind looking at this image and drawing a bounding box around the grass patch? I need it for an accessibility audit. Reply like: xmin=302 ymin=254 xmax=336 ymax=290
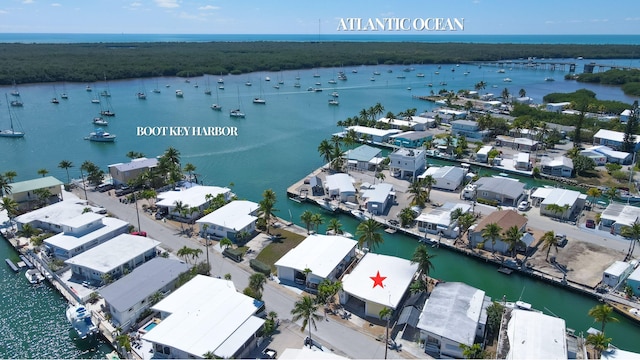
xmin=255 ymin=228 xmax=306 ymax=273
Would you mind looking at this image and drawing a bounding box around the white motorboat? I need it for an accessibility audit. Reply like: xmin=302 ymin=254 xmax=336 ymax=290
xmin=92 ymin=117 xmax=108 ymax=126
xmin=25 ymin=269 xmax=44 ymax=284
xmin=229 ymin=109 xmax=245 ymax=118
xmin=175 ymin=89 xmax=184 ymax=98
xmin=85 ymin=128 xmax=116 ymax=142
xmin=66 ymin=304 xmax=98 ymax=340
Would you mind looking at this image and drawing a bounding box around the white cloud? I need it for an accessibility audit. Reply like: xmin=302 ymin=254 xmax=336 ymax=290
xmin=22 ymin=0 xmax=34 ymax=3
xmin=51 ymin=3 xmax=61 ymax=6
xmin=130 ymin=1 xmax=142 ymax=7
xmin=0 ymin=9 xmax=7 ymax=14
xmin=625 ymin=17 xmax=640 ymax=22
xmin=589 ymin=18 xmax=608 ymax=23
xmin=155 ymin=0 xmax=179 ymax=8
xmin=198 ymin=5 xmax=219 ymax=11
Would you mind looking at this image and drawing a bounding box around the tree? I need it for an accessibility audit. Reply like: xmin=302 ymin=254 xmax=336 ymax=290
xmin=37 ymin=168 xmax=49 ymax=177
xmin=58 ymin=160 xmax=73 ymax=184
xmin=545 ymin=203 xmax=566 ymax=219
xmin=588 ymin=304 xmax=619 ymax=333
xmin=291 ymin=295 xmax=321 ymax=345
xmin=456 ymin=213 xmax=476 ymax=247
xmin=3 ymin=171 xmax=17 ymax=183
xmin=177 ymin=245 xmax=195 ymax=263
xmin=622 ymin=100 xmax=639 ymax=153
xmin=311 ymin=213 xmax=323 ymax=233
xmin=0 ymin=197 xmax=19 ymax=223
xmin=540 ymin=231 xmax=559 ymax=261
xmin=300 ymin=210 xmax=314 ymax=234
xmin=501 ymin=87 xmax=510 ymax=103
xmin=502 ymin=225 xmax=523 ymax=258
xmin=481 ymin=223 xmax=502 ymax=254
xmin=0 ymin=174 xmax=12 ymax=196
xmin=422 ymin=175 xmax=437 ymax=203
xmin=398 ymin=207 xmax=416 ymax=227
xmin=411 ymin=244 xmax=435 ymax=282
xmin=356 ymin=218 xmax=384 ymax=252
xmin=183 ymin=163 xmax=197 ymax=183
xmin=149 ymin=291 xmax=164 ymax=306
xmin=326 ymin=218 xmax=343 ymax=235
xmin=258 ymin=189 xmax=278 ymax=235
xmin=586 ymin=332 xmax=611 ymax=359
xmin=586 ymin=187 xmax=602 ymax=206
xmin=202 ymin=351 xmax=216 ymax=359
xmin=459 ymin=343 xmax=487 ymax=359
xmin=219 ymin=237 xmax=233 ymax=250
xmin=485 ymin=302 xmax=505 ymax=337
xmin=173 ymin=200 xmax=188 ymax=231
xmin=317 ymin=139 xmax=334 ymax=165
xmin=518 ymin=88 xmax=526 ymax=98
xmin=573 ymin=155 xmax=596 ymax=176
xmin=379 ymin=307 xmax=393 ymax=359
xmin=621 ymin=221 xmax=640 ymax=260
xmin=249 ymin=273 xmax=267 ymax=299
xmin=18 ymin=223 xmax=41 ymax=239
xmin=116 ymin=332 xmax=132 ymax=353
xmin=33 ymin=187 xmax=52 ymax=207
xmin=408 ymin=178 xmax=427 ymax=207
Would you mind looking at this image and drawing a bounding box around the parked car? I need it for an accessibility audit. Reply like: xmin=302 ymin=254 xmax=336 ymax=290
xmin=517 ymin=201 xmax=530 ymax=211
xmin=556 ymin=234 xmax=568 ymax=247
xmin=586 ymin=219 xmax=596 ymax=229
xmin=115 ymin=186 xmax=132 ymax=196
xmin=96 ymin=183 xmax=113 ymax=192
xmin=262 ymin=348 xmax=277 ymax=359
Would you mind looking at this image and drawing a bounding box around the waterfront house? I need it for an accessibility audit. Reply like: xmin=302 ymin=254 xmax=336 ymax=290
xmin=324 ymin=173 xmax=356 ymax=202
xmin=143 ymin=275 xmax=265 ymax=359
xmin=476 ymin=145 xmax=493 ymax=163
xmin=619 ymin=109 xmax=632 ymax=123
xmin=340 ymin=253 xmax=418 ymax=318
xmin=390 ymin=130 xmax=435 ymax=148
xmin=6 ymin=176 xmax=63 ymax=210
xmin=99 ymin=257 xmax=190 ymax=331
xmin=418 ymin=166 xmax=465 ymax=191
xmin=346 ymin=125 xmax=401 ymax=144
xmin=468 ymin=210 xmax=528 ymax=254
xmin=376 ymin=117 xmax=427 ymax=131
xmin=410 ymin=116 xmax=437 ymax=129
xmin=388 ymin=148 xmax=427 ymax=180
xmin=593 ymin=129 xmax=640 ymax=152
xmin=435 ymin=108 xmax=467 ymax=120
xmin=602 ymin=261 xmax=634 ymax=288
xmin=14 ymin=199 xmax=99 ymax=233
xmin=546 ymin=102 xmax=571 ymax=113
xmin=360 ymin=183 xmax=394 ymax=215
xmin=473 ymin=177 xmax=526 ymax=207
xmin=599 ymin=203 xmax=640 ymax=235
xmin=65 ymin=233 xmax=160 ymax=283
xmin=345 ymin=144 xmax=382 ymax=171
xmin=498 ymin=309 xmax=568 ymax=359
xmin=540 ymin=156 xmax=573 ymax=177
xmin=627 ymin=267 xmax=640 ymax=296
xmin=451 ymin=120 xmax=489 ymax=140
xmin=513 ymin=96 xmax=534 ymax=104
xmin=43 ymin=212 xmax=129 ymax=259
xmin=156 ymin=185 xmax=232 ymax=221
xmin=496 ymin=136 xmax=539 ymax=152
xmin=416 ymin=202 xmax=472 ymax=238
xmin=275 ymin=234 xmax=357 ymax=292
xmin=539 ymin=188 xmax=586 ymax=220
xmin=483 ymin=100 xmax=502 ymax=110
xmin=108 ymin=157 xmax=159 ymax=187
xmin=417 ymin=282 xmax=491 ymax=358
xmin=514 ymin=153 xmax=531 ymax=171
xmin=196 ymin=200 xmax=258 ymax=242
xmin=580 ymin=145 xmax=632 ymax=165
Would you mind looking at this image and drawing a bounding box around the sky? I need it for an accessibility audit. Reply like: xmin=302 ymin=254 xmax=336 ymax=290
xmin=0 ymin=0 xmax=639 ymax=35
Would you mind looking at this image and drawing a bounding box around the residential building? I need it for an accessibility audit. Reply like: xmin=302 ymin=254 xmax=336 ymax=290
xmin=417 ymin=282 xmax=491 ymax=358
xmin=435 ymin=108 xmax=467 ymax=119
xmin=602 ymin=261 xmax=634 ymax=288
xmin=546 ymin=102 xmax=571 ymax=113
xmin=418 ymin=166 xmax=465 ymax=191
xmin=108 ymin=157 xmax=159 ymax=187
xmin=388 ymin=148 xmax=427 ymax=180
xmin=410 ymin=116 xmax=437 ymax=129
xmin=627 ymin=267 xmax=640 ymax=296
xmin=99 ymin=258 xmax=190 ymax=331
xmin=6 ymin=176 xmax=63 ymax=210
xmin=196 ymin=200 xmax=259 ymax=241
xmin=275 ymin=234 xmax=357 ymax=292
xmin=496 ymin=136 xmax=539 ymax=152
xmin=360 ymin=183 xmax=394 ymax=215
xmin=156 ymin=185 xmax=232 ymax=221
xmin=474 ymin=177 xmax=526 ymax=207
xmin=498 ymin=309 xmax=568 ymax=359
xmin=540 ymin=156 xmax=573 ymax=177
xmin=514 ymin=153 xmax=531 ymax=171
xmin=390 ymin=130 xmax=435 ymax=148
xmin=345 ymin=145 xmax=382 ymax=171
xmin=580 ymin=145 xmax=632 ymax=165
xmin=14 ymin=199 xmax=98 ymax=233
xmin=416 ymin=202 xmax=471 ymax=238
xmin=346 ymin=126 xmax=401 ymax=143
xmin=476 ymin=146 xmax=493 ymax=163
xmin=468 ymin=210 xmax=528 ymax=254
xmin=619 ymin=109 xmax=632 ymax=123
xmin=376 ymin=117 xmax=430 ymax=131
xmin=599 ymin=203 xmax=640 ymax=235
xmin=539 ymin=189 xmax=586 ymax=220
xmin=451 ymin=120 xmax=489 ymax=140
xmin=142 ymin=275 xmax=265 ymax=359
xmin=593 ymin=129 xmax=640 ymax=152
xmin=324 ymin=173 xmax=356 ymax=202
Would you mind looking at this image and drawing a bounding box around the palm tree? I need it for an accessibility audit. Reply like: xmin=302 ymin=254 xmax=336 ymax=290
xmin=540 ymin=231 xmax=559 ymax=261
xmin=189 ymin=248 xmax=203 ymax=263
xmin=544 ymin=203 xmax=565 ymax=219
xmin=408 ymin=179 xmax=427 ymax=207
xmin=518 ymin=88 xmax=527 ymax=98
xmin=258 ymin=189 xmax=277 ymax=235
xmin=173 ymin=200 xmax=188 ymax=231
xmin=588 ymin=304 xmax=619 ymax=333
xmin=202 ymin=351 xmax=216 ymax=359
xmin=456 ymin=212 xmax=476 ymax=247
xmin=4 ymin=171 xmax=17 ymax=183
xmin=501 ymin=87 xmax=510 ymax=103
xmin=163 ymin=146 xmax=181 ymax=166
xmin=0 ymin=197 xmax=19 ymax=225
xmin=379 ymin=307 xmax=393 ymax=359
xmin=18 ymin=223 xmax=40 ymax=239
xmin=126 ymin=151 xmax=145 ymax=159
xmin=621 ymin=221 xmax=640 ymax=260
xmin=399 ymin=207 xmax=416 ymax=228
xmin=249 ymin=273 xmax=267 ymax=298
xmin=317 ymin=139 xmax=334 ymax=165
xmin=183 ymin=163 xmax=196 ymax=183
xmin=586 ymin=187 xmax=602 ymax=206
xmin=311 ymin=213 xmax=323 ymax=233
xmin=58 ymin=160 xmax=73 ymax=184
xmin=330 ymin=145 xmax=345 ymax=172
xmin=177 ymin=245 xmax=194 ymax=263
xmin=37 ymin=168 xmax=49 ymax=177
xmin=356 ymin=218 xmax=384 ymax=252
xmin=291 ymin=295 xmax=321 ymax=345
xmin=219 ymin=237 xmax=233 ymax=250
xmin=411 ymin=244 xmax=435 ymax=281
xmin=0 ymin=174 xmax=12 ymax=196
xmin=300 ymin=210 xmax=314 ymax=234
xmin=481 ymin=223 xmax=502 ymax=254
xmin=422 ymin=175 xmax=437 ymax=203
xmin=326 ymin=218 xmax=343 ymax=235
xmin=503 ymin=225 xmax=523 ymax=258
xmin=586 ymin=332 xmax=611 ymax=359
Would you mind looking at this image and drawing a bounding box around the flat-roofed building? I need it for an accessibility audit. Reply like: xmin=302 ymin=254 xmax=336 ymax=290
xmin=14 ymin=199 xmax=96 ymax=233
xmin=416 ymin=202 xmax=471 ymax=238
xmin=598 ymin=203 xmax=640 ymax=235
xmin=142 ymin=275 xmax=265 ymax=359
xmin=580 ymin=145 xmax=633 ymax=165
xmin=388 ymin=148 xmax=427 ymax=180
xmin=451 ymin=120 xmax=489 ymax=140
xmin=345 ymin=145 xmax=382 ymax=171
xmin=156 ymin=185 xmax=232 ymax=221
xmin=418 ymin=166 xmax=465 ymax=191
xmin=108 ymin=157 xmax=159 ymax=187
xmin=540 ymin=188 xmax=586 ymax=220
xmin=627 ymin=267 xmax=640 ymax=296
xmin=360 ymin=183 xmax=394 ymax=215
xmin=593 ymin=129 xmax=640 ymax=152
xmin=476 ymin=145 xmax=493 ymax=163
xmin=602 ymin=261 xmax=634 ymax=288
xmin=390 ymin=130 xmax=435 ymax=148
xmin=196 ymin=200 xmax=258 ymax=241
xmin=499 ymin=309 xmax=568 ymax=359
xmin=324 ymin=173 xmax=356 ymax=202
xmin=99 ymin=258 xmax=190 ymax=331
xmin=474 ymin=177 xmax=525 ymax=207
xmin=346 ymin=126 xmax=401 ymax=144
xmin=6 ymin=176 xmax=63 ymax=210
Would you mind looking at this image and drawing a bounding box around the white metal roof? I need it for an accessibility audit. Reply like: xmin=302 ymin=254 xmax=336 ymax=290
xmin=583 ymin=145 xmax=631 ymax=160
xmin=594 ymin=129 xmax=640 ymax=143
xmin=416 ymin=203 xmax=471 ymax=226
xmin=361 ymin=183 xmax=393 ymax=204
xmin=600 ymin=203 xmax=640 ymax=226
xmin=628 ymin=266 xmax=640 ymax=282
xmin=109 ymin=157 xmax=158 ymax=172
xmin=420 ymin=166 xmax=465 ymax=182
xmin=59 ymin=212 xmax=104 ymax=229
xmin=530 ymin=187 xmax=554 ymax=199
xmin=342 ymin=253 xmax=418 ymax=310
xmin=325 ymin=173 xmax=355 ymax=194
xmin=196 ymin=200 xmax=258 ymax=231
xmin=506 ymin=309 xmax=567 ymax=360
xmin=347 ymin=125 xmax=401 ymax=137
xmin=275 ymin=234 xmax=356 ymax=279
xmin=14 ymin=199 xmax=90 ymax=226
xmin=604 ymin=261 xmax=632 ymax=277
xmin=515 ymin=153 xmax=530 ymax=163
xmin=45 ymin=217 xmax=129 ymax=251
xmin=541 ymin=188 xmax=581 ymax=207
xmin=156 ymin=185 xmax=230 ymax=208
xmin=541 ymin=156 xmax=573 ymax=169
xmin=64 ymin=234 xmax=160 ymax=273
xmin=143 ymin=275 xmax=264 ymax=358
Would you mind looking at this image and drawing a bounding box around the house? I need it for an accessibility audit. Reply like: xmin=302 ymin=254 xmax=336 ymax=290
xmin=108 ymin=157 xmax=159 ymax=187
xmin=6 ymin=176 xmax=63 ymax=210
xmin=388 ymin=148 xmax=427 ymax=180
xmin=275 ymin=234 xmax=357 ymax=292
xmin=513 ymin=96 xmax=533 ymax=104
xmin=476 ymin=145 xmax=493 ymax=163
xmin=514 ymin=153 xmax=531 ymax=171
xmin=418 ymin=166 xmax=465 ymax=191
xmin=539 ymin=189 xmax=586 ymax=220
xmin=451 ymin=120 xmax=489 ymax=140
xmin=340 ymin=253 xmax=418 ymax=318
xmin=308 ymin=176 xmax=324 ymax=196
xmin=416 ymin=202 xmax=472 ymax=238
xmin=474 ymin=177 xmax=526 ymax=207
xmin=346 ymin=125 xmax=401 ymax=143
xmin=99 ymin=258 xmax=190 ymax=331
xmin=410 ymin=116 xmax=437 ymax=129
xmin=65 ymin=233 xmax=160 ymax=283
xmin=627 ymin=267 xmax=640 ymax=296
xmin=435 ymin=108 xmax=467 ymax=120
xmin=483 ymin=100 xmax=503 ymax=110
xmin=376 ymin=117 xmax=429 ymax=131
xmin=142 ymin=275 xmax=265 ymax=359
xmin=495 ymin=136 xmax=539 ymax=152
xmin=619 ymin=109 xmax=632 ymax=123
xmin=360 ymin=183 xmax=394 ymax=215
xmin=43 ymin=212 xmax=129 ymax=259
xmin=196 ymin=200 xmax=259 ymax=241
xmin=468 ymin=210 xmax=528 ymax=254
xmin=417 ymin=282 xmax=491 ymax=358
xmin=580 ymin=145 xmax=633 ymax=165
xmin=593 ymin=129 xmax=640 ymax=152
xmin=546 ymin=102 xmax=571 ymax=113
xmin=599 ymin=203 xmax=640 ymax=235
xmin=390 ymin=130 xmax=435 ymax=148
xmin=14 ymin=199 xmax=99 ymax=233
xmin=540 ymin=156 xmax=573 ymax=177
xmin=345 ymin=145 xmax=382 ymax=171
xmin=156 ymin=185 xmax=233 ymax=221
xmin=602 ymin=261 xmax=634 ymax=288
xmin=324 ymin=173 xmax=356 ymax=202
xmin=499 ymin=309 xmax=568 ymax=359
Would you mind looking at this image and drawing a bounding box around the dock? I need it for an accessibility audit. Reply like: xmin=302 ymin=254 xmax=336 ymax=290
xmin=19 ymin=255 xmax=34 ymax=269
xmin=606 ymin=300 xmax=640 ymax=325
xmin=5 ymin=258 xmax=20 ymax=272
xmin=497 ymin=267 xmax=514 ymax=275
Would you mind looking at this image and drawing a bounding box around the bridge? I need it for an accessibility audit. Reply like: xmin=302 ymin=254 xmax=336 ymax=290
xmin=466 ymin=60 xmax=640 ymax=74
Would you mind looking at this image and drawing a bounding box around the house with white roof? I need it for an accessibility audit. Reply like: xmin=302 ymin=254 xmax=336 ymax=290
xmin=340 ymin=253 xmax=418 ymax=318
xmin=435 ymin=108 xmax=467 ymax=119
xmin=416 ymin=202 xmax=471 ymax=238
xmin=156 ymin=185 xmax=232 ymax=221
xmin=410 ymin=116 xmax=437 ymax=129
xmin=627 ymin=266 xmax=640 ymax=296
xmin=599 ymin=203 xmax=640 ymax=235
xmin=14 ymin=199 xmax=97 ymax=233
xmin=388 ymin=148 xmax=427 ymax=180
xmin=275 ymin=234 xmax=357 ymax=292
xmin=376 ymin=117 xmax=428 ymax=131
xmin=451 ymin=120 xmax=489 ymax=140
xmin=499 ymin=309 xmax=568 ymax=359
xmin=546 ymin=102 xmax=571 ymax=113
xmin=593 ymin=129 xmax=640 ymax=152
xmin=619 ymin=109 xmax=633 ymax=123
xmin=602 ymin=261 xmax=634 ymax=288
xmin=346 ymin=125 xmax=401 ymax=144
xmin=476 ymin=145 xmax=493 ymax=163
xmin=468 ymin=210 xmax=529 ymax=254
xmin=99 ymin=258 xmax=190 ymax=331
xmin=390 ymin=130 xmax=435 ymax=148
xmin=418 ymin=166 xmax=465 ymax=191
xmin=474 ymin=177 xmax=526 ymax=207
xmin=108 ymin=157 xmax=159 ymax=187
xmin=324 ymin=173 xmax=356 ymax=202
xmin=196 ymin=200 xmax=258 ymax=241
xmin=360 ymin=183 xmax=394 ymax=215
xmin=513 ymin=153 xmax=531 ymax=170
xmin=417 ymin=282 xmax=491 ymax=358
xmin=580 ymin=145 xmax=632 ymax=165
xmin=6 ymin=176 xmax=63 ymax=210
xmin=540 ymin=156 xmax=573 ymax=177
xmin=540 ymin=188 xmax=586 ymax=220
xmin=142 ymin=275 xmax=265 ymax=359
xmin=43 ymin=213 xmax=129 ymax=259
xmin=65 ymin=233 xmax=160 ymax=283
xmin=345 ymin=145 xmax=382 ymax=171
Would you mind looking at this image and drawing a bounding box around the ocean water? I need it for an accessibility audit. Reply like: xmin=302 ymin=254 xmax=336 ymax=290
xmin=1 ymin=55 xmax=640 ymax=356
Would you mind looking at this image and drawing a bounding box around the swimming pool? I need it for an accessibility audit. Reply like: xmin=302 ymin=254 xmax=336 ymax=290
xmin=143 ymin=321 xmax=157 ymax=332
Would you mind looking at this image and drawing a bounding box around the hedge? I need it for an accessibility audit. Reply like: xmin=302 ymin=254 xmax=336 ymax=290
xmin=250 ymin=259 xmax=271 ymax=276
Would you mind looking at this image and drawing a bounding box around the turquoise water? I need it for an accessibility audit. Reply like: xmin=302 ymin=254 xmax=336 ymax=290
xmin=1 ymin=61 xmax=640 ymax=356
xmin=143 ymin=322 xmax=157 ymax=332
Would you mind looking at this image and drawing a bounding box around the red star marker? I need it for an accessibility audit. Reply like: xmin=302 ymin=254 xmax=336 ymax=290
xmin=370 ymin=271 xmax=387 ymax=288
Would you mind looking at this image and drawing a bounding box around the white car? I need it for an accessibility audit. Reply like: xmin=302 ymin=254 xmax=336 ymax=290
xmin=517 ymin=201 xmax=530 ymax=211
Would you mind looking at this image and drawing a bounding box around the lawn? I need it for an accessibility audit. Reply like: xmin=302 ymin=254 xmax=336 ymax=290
xmin=255 ymin=228 xmax=306 ymax=273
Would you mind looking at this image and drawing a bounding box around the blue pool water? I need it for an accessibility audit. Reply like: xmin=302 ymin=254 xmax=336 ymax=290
xmin=143 ymin=322 xmax=157 ymax=332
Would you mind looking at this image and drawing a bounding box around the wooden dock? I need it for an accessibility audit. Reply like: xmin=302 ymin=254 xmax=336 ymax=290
xmin=5 ymin=258 xmax=20 ymax=272
xmin=606 ymin=300 xmax=640 ymax=326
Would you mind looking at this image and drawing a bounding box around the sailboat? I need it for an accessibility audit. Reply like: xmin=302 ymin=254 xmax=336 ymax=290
xmin=100 ymin=97 xmax=116 ymax=117
xmin=229 ymin=87 xmax=245 ymax=118
xmin=204 ymin=76 xmax=212 ymax=95
xmin=136 ymin=81 xmax=147 ymax=99
xmin=152 ymin=80 xmax=161 ymax=94
xmin=51 ymin=84 xmax=60 ymax=104
xmin=253 ymin=81 xmax=266 ymax=104
xmin=0 ymin=94 xmax=25 ymax=138
xmin=100 ymin=74 xmax=111 ymax=97
xmin=211 ymin=86 xmax=222 ymax=111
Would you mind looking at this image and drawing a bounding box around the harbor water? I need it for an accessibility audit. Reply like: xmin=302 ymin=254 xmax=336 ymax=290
xmin=1 ymin=60 xmax=640 ymax=356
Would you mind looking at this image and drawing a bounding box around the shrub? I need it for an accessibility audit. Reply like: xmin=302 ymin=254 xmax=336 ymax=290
xmin=476 ymin=198 xmax=499 ymax=207
xmin=250 ymin=259 xmax=271 ymax=276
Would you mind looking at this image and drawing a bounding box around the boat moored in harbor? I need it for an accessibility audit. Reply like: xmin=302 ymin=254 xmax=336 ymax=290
xmin=66 ymin=304 xmax=98 ymax=340
xmin=85 ymin=128 xmax=116 ymax=142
